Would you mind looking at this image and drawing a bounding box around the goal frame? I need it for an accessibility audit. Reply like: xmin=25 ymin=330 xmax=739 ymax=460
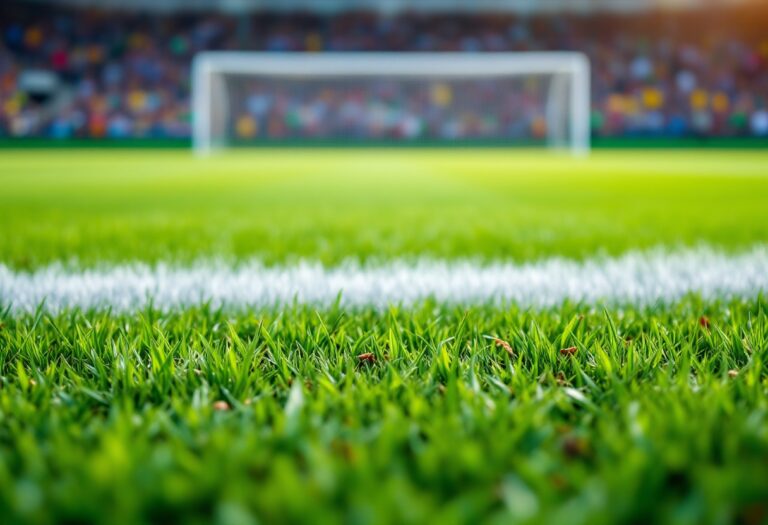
xmin=192 ymin=52 xmax=590 ymax=155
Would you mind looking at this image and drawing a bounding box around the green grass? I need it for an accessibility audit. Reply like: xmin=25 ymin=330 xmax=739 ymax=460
xmin=1 ymin=149 xmax=768 ymax=524
xmin=0 ymin=149 xmax=767 ymax=268
xmin=2 ymin=301 xmax=767 ymax=524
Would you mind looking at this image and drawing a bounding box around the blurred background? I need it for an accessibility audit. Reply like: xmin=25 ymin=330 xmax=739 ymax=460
xmin=1 ymin=0 xmax=767 ymax=144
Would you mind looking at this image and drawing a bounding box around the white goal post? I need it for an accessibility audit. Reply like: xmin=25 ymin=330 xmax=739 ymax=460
xmin=192 ymin=52 xmax=590 ymax=155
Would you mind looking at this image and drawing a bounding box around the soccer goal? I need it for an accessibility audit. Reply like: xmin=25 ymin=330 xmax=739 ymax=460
xmin=192 ymin=52 xmax=590 ymax=155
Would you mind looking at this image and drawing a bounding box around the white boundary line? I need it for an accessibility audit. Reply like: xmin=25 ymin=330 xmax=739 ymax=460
xmin=1 ymin=247 xmax=767 ymax=313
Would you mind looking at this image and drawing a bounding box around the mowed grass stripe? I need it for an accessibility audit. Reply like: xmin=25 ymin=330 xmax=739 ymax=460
xmin=2 ymin=246 xmax=767 ymax=313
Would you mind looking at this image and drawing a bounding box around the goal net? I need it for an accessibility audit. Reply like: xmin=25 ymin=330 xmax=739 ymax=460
xmin=192 ymin=52 xmax=590 ymax=154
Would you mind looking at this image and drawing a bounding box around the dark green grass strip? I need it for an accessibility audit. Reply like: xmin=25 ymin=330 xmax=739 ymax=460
xmin=1 ymin=299 xmax=767 ymax=524
xmin=1 ymin=137 xmax=767 ymax=149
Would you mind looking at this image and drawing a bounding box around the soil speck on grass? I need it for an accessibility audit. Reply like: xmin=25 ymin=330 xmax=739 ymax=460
xmin=562 ymin=435 xmax=588 ymax=459
xmin=213 ymin=401 xmax=230 ymax=411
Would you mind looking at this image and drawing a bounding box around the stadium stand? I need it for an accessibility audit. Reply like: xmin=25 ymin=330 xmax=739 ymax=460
xmin=2 ymin=1 xmax=767 ymax=140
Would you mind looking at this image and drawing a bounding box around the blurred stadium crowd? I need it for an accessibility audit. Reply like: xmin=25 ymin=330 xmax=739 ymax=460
xmin=2 ymin=2 xmax=767 ymax=140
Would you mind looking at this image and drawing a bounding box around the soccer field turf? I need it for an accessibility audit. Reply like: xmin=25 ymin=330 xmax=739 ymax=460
xmin=1 ymin=149 xmax=768 ymax=524
xmin=2 ymin=149 xmax=768 ymax=268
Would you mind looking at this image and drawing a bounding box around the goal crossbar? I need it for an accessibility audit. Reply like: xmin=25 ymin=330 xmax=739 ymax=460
xmin=192 ymin=52 xmax=590 ymax=154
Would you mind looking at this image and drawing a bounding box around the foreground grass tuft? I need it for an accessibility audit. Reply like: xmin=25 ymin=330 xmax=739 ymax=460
xmin=1 ymin=298 xmax=767 ymax=524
